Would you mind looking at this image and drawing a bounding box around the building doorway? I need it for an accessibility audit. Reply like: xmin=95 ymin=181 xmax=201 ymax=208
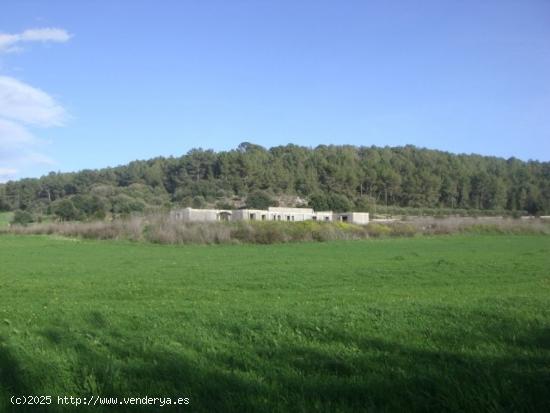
xmin=217 ymin=211 xmax=232 ymax=221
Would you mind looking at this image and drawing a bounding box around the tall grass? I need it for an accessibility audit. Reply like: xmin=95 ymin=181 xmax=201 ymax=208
xmin=374 ymin=205 xmax=528 ymax=218
xmin=2 ymin=217 xmax=144 ymax=241
xmin=404 ymin=216 xmax=550 ymax=235
xmin=2 ymin=214 xmax=549 ymax=244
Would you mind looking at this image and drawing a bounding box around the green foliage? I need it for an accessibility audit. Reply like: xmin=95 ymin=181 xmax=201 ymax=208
xmin=0 ymin=196 xmax=10 ymax=212
xmin=72 ymin=194 xmax=108 ymax=220
xmin=215 ymin=201 xmax=235 ymax=210
xmin=309 ymin=193 xmax=352 ymax=212
xmin=52 ymin=199 xmax=81 ymax=221
xmin=0 ymin=144 xmax=549 ymax=220
xmin=191 ymin=195 xmax=206 ymax=208
xmin=0 ymin=212 xmax=14 ymax=228
xmin=328 ymin=193 xmax=353 ymax=212
xmin=354 ymin=196 xmax=375 ymax=212
xmin=245 ymin=190 xmax=276 ymax=209
xmin=308 ymin=193 xmax=329 ymax=211
xmin=365 ymin=222 xmax=392 ymax=237
xmin=11 ymin=210 xmax=34 ymax=225
xmin=0 ymin=235 xmax=549 ymax=412
xmin=110 ymin=194 xmax=146 ymax=215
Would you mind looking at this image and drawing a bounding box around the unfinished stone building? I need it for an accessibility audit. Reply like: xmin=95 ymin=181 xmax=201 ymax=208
xmin=170 ymin=207 xmax=369 ymax=224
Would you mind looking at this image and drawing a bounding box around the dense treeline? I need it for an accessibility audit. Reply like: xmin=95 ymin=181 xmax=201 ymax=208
xmin=1 ymin=143 xmax=549 ymax=221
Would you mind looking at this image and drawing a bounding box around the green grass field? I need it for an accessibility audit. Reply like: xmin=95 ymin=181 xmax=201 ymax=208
xmin=0 ymin=234 xmax=549 ymax=412
xmin=0 ymin=212 xmax=13 ymax=228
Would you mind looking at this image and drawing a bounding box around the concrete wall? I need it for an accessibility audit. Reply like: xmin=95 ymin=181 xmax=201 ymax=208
xmin=266 ymin=207 xmax=315 ymax=222
xmin=171 ymin=207 xmax=232 ymax=222
xmin=334 ymin=212 xmax=369 ymax=224
xmin=313 ymin=211 xmax=333 ymax=222
xmin=235 ymin=208 xmax=316 ymax=222
xmin=233 ymin=209 xmax=270 ymax=221
xmin=171 ymin=207 xmax=368 ymax=224
xmin=350 ymin=212 xmax=369 ymax=224
xmin=271 ymin=212 xmax=313 ymax=222
xmin=187 ymin=208 xmax=218 ymax=222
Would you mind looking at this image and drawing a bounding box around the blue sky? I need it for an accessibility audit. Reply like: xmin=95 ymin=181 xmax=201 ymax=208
xmin=1 ymin=0 xmax=549 ymax=181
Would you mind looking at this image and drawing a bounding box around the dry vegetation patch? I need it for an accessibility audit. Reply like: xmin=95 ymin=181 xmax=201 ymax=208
xmin=2 ymin=215 xmax=549 ymax=244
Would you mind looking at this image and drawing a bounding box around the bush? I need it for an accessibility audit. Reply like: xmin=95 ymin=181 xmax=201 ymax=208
xmin=328 ymin=194 xmax=353 ymax=212
xmin=0 ymin=198 xmax=11 ymax=212
xmin=249 ymin=222 xmax=289 ymax=244
xmin=366 ymin=223 xmax=392 ymax=237
xmin=215 ymin=201 xmax=234 ymax=210
xmin=309 ymin=193 xmax=330 ymax=211
xmin=52 ymin=199 xmax=82 ymax=221
xmin=191 ymin=196 xmax=206 ymax=209
xmin=388 ymin=223 xmax=417 ymax=237
xmin=72 ymin=194 xmax=108 ymax=220
xmin=111 ymin=194 xmax=146 ymax=215
xmin=246 ymin=191 xmax=276 ymax=210
xmin=354 ymin=197 xmax=374 ymax=213
xmin=11 ymin=210 xmax=34 ymax=225
xmin=4 ymin=215 xmax=549 ymax=244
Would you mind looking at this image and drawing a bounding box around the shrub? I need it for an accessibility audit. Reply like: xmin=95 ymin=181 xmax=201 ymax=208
xmin=366 ymin=223 xmax=392 ymax=237
xmin=111 ymin=194 xmax=146 ymax=215
xmin=309 ymin=193 xmax=329 ymax=211
xmin=250 ymin=222 xmax=289 ymax=244
xmin=11 ymin=210 xmax=34 ymax=226
xmin=191 ymin=196 xmax=206 ymax=209
xmin=229 ymin=221 xmax=256 ymax=243
xmin=4 ymin=214 xmax=549 ymax=244
xmin=72 ymin=194 xmax=108 ymax=220
xmin=215 ymin=201 xmax=234 ymax=210
xmin=328 ymin=194 xmax=353 ymax=212
xmin=246 ymin=191 xmax=276 ymax=210
xmin=0 ymin=198 xmax=11 ymax=212
xmin=52 ymin=199 xmax=82 ymax=221
xmin=388 ymin=223 xmax=417 ymax=237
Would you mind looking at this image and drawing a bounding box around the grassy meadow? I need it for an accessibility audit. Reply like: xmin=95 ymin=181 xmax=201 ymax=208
xmin=0 ymin=212 xmax=13 ymax=229
xmin=0 ymin=234 xmax=549 ymax=412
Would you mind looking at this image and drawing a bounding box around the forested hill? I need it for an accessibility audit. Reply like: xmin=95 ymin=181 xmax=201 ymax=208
xmin=1 ymin=143 xmax=549 ymax=221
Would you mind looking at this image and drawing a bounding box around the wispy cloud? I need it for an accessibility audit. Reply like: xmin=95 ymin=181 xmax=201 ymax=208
xmin=0 ymin=27 xmax=71 ymax=54
xmin=0 ymin=118 xmax=52 ymax=181
xmin=0 ymin=76 xmax=67 ymax=126
xmin=0 ymin=167 xmax=18 ymax=182
xmin=0 ymin=77 xmax=65 ymax=181
xmin=0 ymin=117 xmax=35 ymax=145
xmin=0 ymin=28 xmax=71 ymax=181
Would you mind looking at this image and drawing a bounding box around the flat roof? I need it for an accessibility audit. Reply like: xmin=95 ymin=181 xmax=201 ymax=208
xmin=268 ymin=207 xmax=314 ymax=213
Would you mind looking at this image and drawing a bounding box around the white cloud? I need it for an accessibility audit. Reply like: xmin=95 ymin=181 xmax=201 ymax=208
xmin=0 ymin=117 xmax=52 ymax=182
xmin=0 ymin=27 xmax=71 ymax=53
xmin=0 ymin=118 xmax=35 ymax=145
xmin=0 ymin=28 xmax=70 ymax=181
xmin=0 ymin=76 xmax=67 ymax=126
xmin=0 ymin=34 xmax=20 ymax=53
xmin=0 ymin=167 xmax=18 ymax=175
xmin=22 ymin=152 xmax=55 ymax=166
xmin=20 ymin=28 xmax=71 ymax=43
xmin=0 ymin=167 xmax=18 ymax=182
xmin=0 ymin=79 xmax=63 ymax=180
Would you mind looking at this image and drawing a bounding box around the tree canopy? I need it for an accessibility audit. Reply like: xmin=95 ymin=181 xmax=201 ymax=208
xmin=1 ymin=143 xmax=548 ymax=219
